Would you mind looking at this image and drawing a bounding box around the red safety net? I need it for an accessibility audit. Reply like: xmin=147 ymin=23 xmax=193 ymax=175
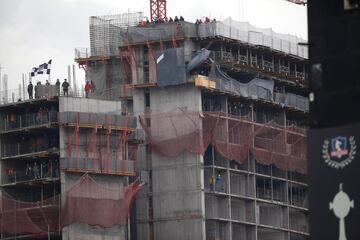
xmin=61 ymin=175 xmax=142 ymax=228
xmin=139 ymin=109 xmax=307 ymax=174
xmin=0 ymin=194 xmax=60 ymax=236
xmin=0 ymin=175 xmax=141 ymax=236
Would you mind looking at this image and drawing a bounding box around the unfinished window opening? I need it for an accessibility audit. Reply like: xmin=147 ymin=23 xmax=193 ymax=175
xmin=254 ymin=106 xmax=284 ymax=125
xmin=143 ymin=47 xmax=150 ymax=83
xmin=230 ymin=172 xmax=255 ymax=197
xmin=255 ymin=162 xmax=271 ymax=176
xmin=205 ymin=220 xmax=230 ymax=240
xmin=289 ymin=183 xmax=308 ymax=208
xmin=202 ymin=94 xmax=225 ymax=112
xmin=205 ymin=194 xmax=230 ymax=219
xmin=232 ymin=223 xmax=256 ymax=240
xmin=230 ymin=159 xmax=249 ymax=171
xmin=272 ymin=179 xmax=286 ymax=202
xmin=257 ymin=202 xmax=288 ymax=228
xmin=145 ymin=90 xmax=150 ymax=108
xmin=204 ymin=145 xmax=214 ymax=166
xmin=289 ymin=208 xmax=308 ymax=233
xmin=231 ymin=198 xmax=255 ymax=223
xmin=256 ymin=176 xmax=272 ymax=201
xmin=257 ymin=227 xmax=287 ymax=240
xmin=228 ymin=100 xmax=251 ymax=117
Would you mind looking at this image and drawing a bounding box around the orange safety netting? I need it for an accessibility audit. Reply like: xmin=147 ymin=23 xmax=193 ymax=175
xmin=139 ymin=109 xmax=307 ymax=174
xmin=0 ymin=175 xmax=141 ymax=236
xmin=61 ymin=175 xmax=141 ymax=228
xmin=0 ymin=195 xmax=60 ymax=236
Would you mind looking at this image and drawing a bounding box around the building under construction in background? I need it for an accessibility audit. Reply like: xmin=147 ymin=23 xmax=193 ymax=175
xmin=0 ymin=8 xmax=309 ymax=240
xmin=75 ymin=11 xmax=309 ymax=240
xmin=0 ymin=87 xmax=143 ymax=239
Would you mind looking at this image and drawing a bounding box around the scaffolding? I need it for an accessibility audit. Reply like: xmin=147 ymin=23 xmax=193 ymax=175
xmin=89 ymin=12 xmax=144 ymax=57
xmin=140 ymin=109 xmax=307 ymax=174
xmin=0 ymin=174 xmax=141 ymax=238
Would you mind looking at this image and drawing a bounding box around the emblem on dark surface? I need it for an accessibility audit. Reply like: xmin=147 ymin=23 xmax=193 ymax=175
xmin=322 ymin=136 xmax=356 ymax=169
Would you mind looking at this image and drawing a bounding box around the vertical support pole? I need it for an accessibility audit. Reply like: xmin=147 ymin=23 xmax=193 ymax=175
xmin=67 ymin=128 xmax=72 ymax=168
xmin=93 ymin=127 xmax=97 ymax=172
xmin=116 ymin=130 xmax=119 ymax=173
xmin=72 ymin=64 xmax=77 ymax=94
xmin=106 ymin=126 xmax=111 ymax=173
xmin=99 ymin=131 xmax=103 ymax=172
xmin=246 ymin=48 xmax=249 ymax=65
xmin=85 ymin=129 xmax=88 ymax=171
xmin=75 ymin=113 xmax=79 ymax=169
xmin=122 ymin=130 xmax=127 ymax=174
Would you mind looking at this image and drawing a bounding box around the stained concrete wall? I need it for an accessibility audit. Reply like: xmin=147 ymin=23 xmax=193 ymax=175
xmin=59 ymin=97 xmax=122 ymax=114
xmin=59 ymin=97 xmax=128 ymax=240
xmin=133 ymin=84 xmax=205 ymax=240
xmin=61 ymin=172 xmax=127 ymax=240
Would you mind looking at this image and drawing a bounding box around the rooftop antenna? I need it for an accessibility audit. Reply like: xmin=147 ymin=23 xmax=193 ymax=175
xmin=0 ymin=64 xmax=4 ymax=93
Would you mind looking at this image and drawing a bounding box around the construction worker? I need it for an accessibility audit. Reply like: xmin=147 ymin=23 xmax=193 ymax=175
xmin=35 ymin=81 xmax=42 ymax=99
xmin=215 ymin=174 xmax=223 ymax=192
xmin=209 ymin=176 xmax=214 ymax=191
xmin=26 ymin=163 xmax=32 ymax=179
xmin=55 ymin=79 xmax=61 ymax=96
xmin=62 ymin=79 xmax=69 ymax=96
xmin=27 ymin=82 xmax=33 ymax=99
xmin=85 ymin=81 xmax=92 ymax=98
xmin=33 ymin=162 xmax=40 ymax=179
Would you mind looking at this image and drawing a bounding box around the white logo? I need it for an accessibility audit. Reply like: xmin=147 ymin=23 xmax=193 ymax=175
xmin=322 ymin=136 xmax=356 ymax=169
xmin=329 ymin=183 xmax=354 ymax=240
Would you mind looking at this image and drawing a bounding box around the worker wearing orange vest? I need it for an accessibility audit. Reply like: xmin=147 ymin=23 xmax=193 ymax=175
xmin=85 ymin=81 xmax=92 ymax=98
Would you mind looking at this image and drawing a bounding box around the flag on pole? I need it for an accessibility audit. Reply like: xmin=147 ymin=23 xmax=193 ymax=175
xmin=31 ymin=59 xmax=52 ymax=76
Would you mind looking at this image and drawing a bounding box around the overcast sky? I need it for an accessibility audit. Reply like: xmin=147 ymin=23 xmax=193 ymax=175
xmin=0 ymin=0 xmax=307 ymax=91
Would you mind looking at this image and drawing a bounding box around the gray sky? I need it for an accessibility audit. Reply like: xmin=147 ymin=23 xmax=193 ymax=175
xmin=0 ymin=0 xmax=307 ymax=91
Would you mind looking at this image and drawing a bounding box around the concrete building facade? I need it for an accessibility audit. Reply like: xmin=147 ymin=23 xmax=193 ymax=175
xmin=74 ymin=14 xmax=309 ymax=240
xmin=0 ymin=93 xmax=141 ymax=239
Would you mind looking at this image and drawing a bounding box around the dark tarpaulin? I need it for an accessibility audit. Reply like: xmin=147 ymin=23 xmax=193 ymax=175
xmin=209 ymin=62 xmax=275 ymax=102
xmin=186 ymin=48 xmax=212 ymax=72
xmin=156 ymin=47 xmax=186 ymax=87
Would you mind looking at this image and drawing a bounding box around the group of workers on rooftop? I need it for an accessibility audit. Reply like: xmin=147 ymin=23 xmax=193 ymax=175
xmin=26 ymin=79 xmax=93 ymax=100
xmin=27 ymin=79 xmax=69 ymax=99
xmin=138 ymin=15 xmax=217 ymax=27
xmin=138 ymin=15 xmax=185 ymax=27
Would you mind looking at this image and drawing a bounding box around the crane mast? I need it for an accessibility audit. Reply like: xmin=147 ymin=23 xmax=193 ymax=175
xmin=150 ymin=0 xmax=167 ymax=22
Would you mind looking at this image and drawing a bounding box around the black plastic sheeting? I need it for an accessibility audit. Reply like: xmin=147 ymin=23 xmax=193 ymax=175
xmin=209 ymin=62 xmax=275 ymax=101
xmin=187 ymin=48 xmax=212 ymax=72
xmin=156 ymin=47 xmax=186 ymax=87
xmin=208 ymin=61 xmax=309 ymax=111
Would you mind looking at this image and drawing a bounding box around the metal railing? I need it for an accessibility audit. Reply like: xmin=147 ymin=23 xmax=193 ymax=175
xmin=0 ymin=86 xmax=84 ymax=106
xmin=60 ymin=157 xmax=135 ymax=174
xmin=211 ymin=50 xmax=306 ymax=82
xmin=58 ymin=112 xmax=137 ymax=129
xmin=1 ymin=111 xmax=58 ymax=132
xmin=2 ymin=164 xmax=59 ymax=185
xmin=1 ymin=140 xmax=59 ymax=158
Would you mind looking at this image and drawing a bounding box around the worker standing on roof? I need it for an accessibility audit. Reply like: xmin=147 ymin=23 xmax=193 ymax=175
xmin=27 ymin=82 xmax=33 ymax=99
xmin=55 ymin=79 xmax=60 ymax=96
xmin=85 ymin=81 xmax=92 ymax=98
xmin=62 ymin=79 xmax=69 ymax=96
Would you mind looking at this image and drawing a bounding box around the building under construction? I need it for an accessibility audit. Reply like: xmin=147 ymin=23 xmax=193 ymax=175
xmin=74 ymin=11 xmax=309 ymax=240
xmin=0 ymin=9 xmax=309 ymax=240
xmin=0 ymin=89 xmax=143 ymax=239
